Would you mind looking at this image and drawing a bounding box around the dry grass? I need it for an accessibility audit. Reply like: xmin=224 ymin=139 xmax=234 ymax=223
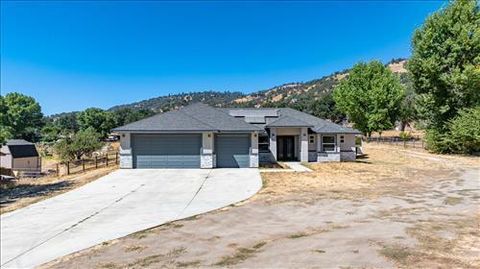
xmin=0 ymin=166 xmax=118 ymax=214
xmin=213 ymin=241 xmax=267 ymax=266
xmin=259 ymin=143 xmax=465 ymax=201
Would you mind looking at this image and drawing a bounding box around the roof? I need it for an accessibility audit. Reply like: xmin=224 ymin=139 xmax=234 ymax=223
xmin=266 ymin=115 xmax=313 ymax=127
xmin=113 ymin=103 xmax=263 ymax=132
xmin=5 ymin=140 xmax=39 ymax=158
xmin=113 ymin=103 xmax=360 ymax=134
xmin=277 ymin=108 xmax=361 ymax=134
xmin=6 ymin=139 xmax=34 ymax=146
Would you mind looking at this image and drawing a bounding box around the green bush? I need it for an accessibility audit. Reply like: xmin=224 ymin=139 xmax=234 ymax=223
xmin=426 ymin=107 xmax=480 ymax=154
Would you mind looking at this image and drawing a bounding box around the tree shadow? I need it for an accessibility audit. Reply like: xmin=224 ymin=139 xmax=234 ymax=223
xmin=0 ymin=181 xmax=73 ymax=207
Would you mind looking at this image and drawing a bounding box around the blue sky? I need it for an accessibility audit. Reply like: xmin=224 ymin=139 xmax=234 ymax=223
xmin=1 ymin=1 xmax=446 ymax=115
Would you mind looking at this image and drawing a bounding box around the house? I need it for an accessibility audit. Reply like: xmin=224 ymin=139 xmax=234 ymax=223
xmin=0 ymin=139 xmax=41 ymax=176
xmin=113 ymin=103 xmax=361 ymax=169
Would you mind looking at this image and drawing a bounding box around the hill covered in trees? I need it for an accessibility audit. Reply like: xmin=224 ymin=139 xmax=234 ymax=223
xmin=103 ymin=59 xmax=407 ymax=123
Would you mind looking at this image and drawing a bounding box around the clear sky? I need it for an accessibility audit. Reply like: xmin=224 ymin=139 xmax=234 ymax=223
xmin=1 ymin=0 xmax=446 ymax=115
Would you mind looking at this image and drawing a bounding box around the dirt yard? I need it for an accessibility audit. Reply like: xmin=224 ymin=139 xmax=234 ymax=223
xmin=0 ymin=166 xmax=118 ymax=215
xmin=42 ymin=144 xmax=479 ymax=269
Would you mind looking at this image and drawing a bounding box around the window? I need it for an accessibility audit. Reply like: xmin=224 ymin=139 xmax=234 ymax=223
xmin=340 ymin=135 xmax=345 ymax=143
xmin=309 ymin=135 xmax=315 ymax=144
xmin=258 ymin=134 xmax=270 ymax=153
xmin=322 ymin=135 xmax=336 ymax=152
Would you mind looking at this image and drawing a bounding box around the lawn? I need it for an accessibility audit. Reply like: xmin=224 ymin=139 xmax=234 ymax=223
xmin=41 ymin=143 xmax=479 ymax=268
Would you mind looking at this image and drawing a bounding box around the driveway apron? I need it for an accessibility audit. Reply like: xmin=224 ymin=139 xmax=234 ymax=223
xmin=1 ymin=168 xmax=261 ymax=268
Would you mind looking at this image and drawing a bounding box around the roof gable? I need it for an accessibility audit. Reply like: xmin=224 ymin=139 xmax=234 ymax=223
xmin=266 ymin=115 xmax=313 ymax=127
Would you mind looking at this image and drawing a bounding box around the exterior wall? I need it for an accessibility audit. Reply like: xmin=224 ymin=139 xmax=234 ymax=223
xmin=201 ymin=132 xmax=214 ymax=168
xmin=300 ymin=127 xmax=308 ymax=162
xmin=1 ymin=154 xmax=13 ymax=169
xmin=269 ymin=128 xmax=277 ymax=161
xmin=276 ymin=128 xmax=301 ymax=136
xmin=12 ymin=157 xmax=41 ymax=171
xmin=249 ymin=132 xmax=259 ymax=168
xmin=339 ymin=134 xmax=356 ymax=152
xmin=317 ymin=133 xmax=341 ymax=162
xmin=338 ymin=133 xmax=356 ymax=161
xmin=1 ymin=146 xmax=13 ymax=168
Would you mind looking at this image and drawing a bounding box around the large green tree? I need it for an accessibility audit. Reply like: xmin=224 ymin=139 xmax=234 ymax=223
xmin=0 ymin=92 xmax=44 ymax=143
xmin=407 ymin=0 xmax=480 ymax=130
xmin=333 ymin=61 xmax=405 ymax=136
xmin=77 ymin=108 xmax=115 ymax=137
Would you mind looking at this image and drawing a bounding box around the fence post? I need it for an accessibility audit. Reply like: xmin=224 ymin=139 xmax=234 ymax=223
xmin=95 ymin=156 xmax=98 ymax=169
xmin=422 ymin=140 xmax=424 ymax=149
xmin=82 ymin=159 xmax=85 ymax=172
xmin=116 ymin=152 xmax=119 ymax=164
xmin=106 ymin=154 xmax=109 ymax=167
xmin=67 ymin=162 xmax=70 ymax=175
xmin=56 ymin=163 xmax=59 ymax=177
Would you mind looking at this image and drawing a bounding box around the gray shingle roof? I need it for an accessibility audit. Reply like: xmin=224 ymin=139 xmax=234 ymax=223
xmin=113 ymin=103 xmax=263 ymax=132
xmin=266 ymin=115 xmax=313 ymax=127
xmin=277 ymin=108 xmax=361 ymax=134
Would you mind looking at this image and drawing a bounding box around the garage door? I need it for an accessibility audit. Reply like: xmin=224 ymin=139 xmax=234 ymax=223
xmin=132 ymin=134 xmax=201 ymax=168
xmin=216 ymin=134 xmax=250 ymax=168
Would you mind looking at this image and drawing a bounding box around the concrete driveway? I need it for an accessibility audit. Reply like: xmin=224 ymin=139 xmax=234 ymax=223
xmin=1 ymin=168 xmax=262 ymax=268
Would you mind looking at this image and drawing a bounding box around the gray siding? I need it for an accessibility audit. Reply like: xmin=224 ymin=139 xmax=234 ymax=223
xmin=132 ymin=134 xmax=201 ymax=168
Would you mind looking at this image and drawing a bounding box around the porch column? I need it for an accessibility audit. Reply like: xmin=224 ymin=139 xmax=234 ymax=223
xmin=250 ymin=132 xmax=259 ymax=167
xmin=269 ymin=128 xmax=277 ymax=161
xmin=119 ymin=132 xmax=132 ymax=168
xmin=300 ymin=127 xmax=308 ymax=162
xmin=201 ymin=132 xmax=214 ymax=168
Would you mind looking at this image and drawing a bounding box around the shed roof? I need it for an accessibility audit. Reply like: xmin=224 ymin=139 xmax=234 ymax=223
xmin=5 ymin=140 xmax=39 ymax=158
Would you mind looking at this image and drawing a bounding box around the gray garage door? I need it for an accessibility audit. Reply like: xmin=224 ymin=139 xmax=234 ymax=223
xmin=216 ymin=134 xmax=250 ymax=168
xmin=132 ymin=134 xmax=201 ymax=168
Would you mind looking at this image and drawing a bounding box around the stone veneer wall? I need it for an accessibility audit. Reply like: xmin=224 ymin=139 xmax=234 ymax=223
xmin=340 ymin=151 xmax=356 ymax=161
xmin=317 ymin=152 xmax=341 ymax=162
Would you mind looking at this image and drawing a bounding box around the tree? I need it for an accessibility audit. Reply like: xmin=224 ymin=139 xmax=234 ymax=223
xmin=54 ymin=127 xmax=103 ymax=161
xmin=77 ymin=108 xmax=115 ymax=137
xmin=407 ymin=0 xmax=480 ymax=131
xmin=333 ymin=61 xmax=405 ymax=136
xmin=55 ymin=113 xmax=79 ymax=133
xmin=112 ymin=108 xmax=155 ymax=127
xmin=398 ymin=79 xmax=418 ymax=131
xmin=425 ymin=106 xmax=480 ymax=154
xmin=0 ymin=92 xmax=44 ymax=142
xmin=308 ymin=92 xmax=345 ymax=123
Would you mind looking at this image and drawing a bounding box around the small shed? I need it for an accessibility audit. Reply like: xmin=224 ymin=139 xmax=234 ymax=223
xmin=1 ymin=139 xmax=41 ymax=176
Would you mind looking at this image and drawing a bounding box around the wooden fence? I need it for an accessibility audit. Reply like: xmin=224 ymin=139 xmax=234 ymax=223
xmin=364 ymin=136 xmax=426 ymax=149
xmin=48 ymin=152 xmax=119 ymax=177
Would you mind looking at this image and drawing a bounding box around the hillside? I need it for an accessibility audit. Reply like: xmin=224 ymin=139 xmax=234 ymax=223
xmin=107 ymin=59 xmax=407 ymax=114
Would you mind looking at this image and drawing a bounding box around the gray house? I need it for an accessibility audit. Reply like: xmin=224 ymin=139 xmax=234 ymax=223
xmin=113 ymin=103 xmax=361 ymax=169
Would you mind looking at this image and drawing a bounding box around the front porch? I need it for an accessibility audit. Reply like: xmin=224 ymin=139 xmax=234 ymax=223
xmin=259 ymin=127 xmax=357 ymax=164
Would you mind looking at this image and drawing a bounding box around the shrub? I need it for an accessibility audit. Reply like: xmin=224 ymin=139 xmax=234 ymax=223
xmin=426 ymin=107 xmax=480 ymax=154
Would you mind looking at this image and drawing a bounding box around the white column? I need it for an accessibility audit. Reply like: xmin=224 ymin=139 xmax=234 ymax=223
xmin=269 ymin=128 xmax=277 ymax=161
xmin=119 ymin=132 xmax=133 ymax=168
xmin=300 ymin=127 xmax=308 ymax=162
xmin=250 ymin=132 xmax=259 ymax=168
xmin=201 ymin=132 xmax=214 ymax=168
